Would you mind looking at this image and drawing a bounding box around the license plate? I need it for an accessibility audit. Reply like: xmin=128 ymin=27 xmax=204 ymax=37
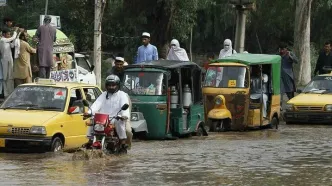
xmin=0 ymin=138 xmax=5 ymax=148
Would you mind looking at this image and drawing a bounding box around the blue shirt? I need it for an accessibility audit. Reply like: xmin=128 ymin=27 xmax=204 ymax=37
xmin=135 ymin=44 xmax=158 ymax=64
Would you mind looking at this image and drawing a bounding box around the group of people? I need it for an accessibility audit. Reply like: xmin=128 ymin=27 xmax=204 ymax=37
xmin=0 ymin=16 xmax=56 ymax=99
xmin=0 ymin=18 xmax=36 ymax=99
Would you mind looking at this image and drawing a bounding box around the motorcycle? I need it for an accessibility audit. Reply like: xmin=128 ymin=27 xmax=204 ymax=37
xmin=83 ymin=103 xmax=129 ymax=154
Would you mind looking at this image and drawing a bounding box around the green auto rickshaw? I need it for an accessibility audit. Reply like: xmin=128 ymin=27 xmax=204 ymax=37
xmin=122 ymin=60 xmax=208 ymax=140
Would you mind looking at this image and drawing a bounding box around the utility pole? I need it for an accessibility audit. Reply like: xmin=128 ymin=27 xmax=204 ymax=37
xmin=94 ymin=0 xmax=103 ymax=87
xmin=234 ymin=7 xmax=247 ymax=53
xmin=229 ymin=0 xmax=254 ymax=53
xmin=44 ymin=0 xmax=48 ymax=15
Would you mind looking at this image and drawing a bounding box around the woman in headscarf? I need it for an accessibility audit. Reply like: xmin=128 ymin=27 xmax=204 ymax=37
xmin=166 ymin=39 xmax=189 ymax=61
xmin=218 ymin=39 xmax=237 ymax=59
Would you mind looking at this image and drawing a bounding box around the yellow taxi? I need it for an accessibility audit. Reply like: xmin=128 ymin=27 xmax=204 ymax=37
xmin=0 ymin=79 xmax=102 ymax=152
xmin=284 ymin=74 xmax=332 ymax=124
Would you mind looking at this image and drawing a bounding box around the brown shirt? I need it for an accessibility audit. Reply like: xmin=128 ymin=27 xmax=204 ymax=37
xmin=13 ymin=40 xmax=36 ymax=79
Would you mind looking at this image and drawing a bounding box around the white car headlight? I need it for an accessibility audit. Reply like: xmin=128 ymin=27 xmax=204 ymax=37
xmin=215 ymin=97 xmax=222 ymax=106
xmin=325 ymin=105 xmax=332 ymax=111
xmin=285 ymin=104 xmax=294 ymax=111
xmin=30 ymin=126 xmax=47 ymax=135
xmin=94 ymin=124 xmax=105 ymax=132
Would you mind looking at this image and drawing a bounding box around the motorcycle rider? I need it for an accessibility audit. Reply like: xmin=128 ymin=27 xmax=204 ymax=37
xmin=86 ymin=74 xmax=131 ymax=152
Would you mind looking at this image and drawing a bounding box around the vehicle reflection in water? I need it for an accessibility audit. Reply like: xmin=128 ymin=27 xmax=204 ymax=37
xmin=1 ymin=124 xmax=332 ymax=185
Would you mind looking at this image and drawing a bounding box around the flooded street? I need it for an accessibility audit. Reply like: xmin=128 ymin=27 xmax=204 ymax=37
xmin=1 ymin=124 xmax=332 ymax=186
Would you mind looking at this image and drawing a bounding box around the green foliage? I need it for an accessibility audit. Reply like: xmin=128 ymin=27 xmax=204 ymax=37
xmin=4 ymin=0 xmax=332 ymax=60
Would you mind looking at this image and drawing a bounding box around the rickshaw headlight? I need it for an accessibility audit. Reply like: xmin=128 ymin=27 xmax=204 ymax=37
xmin=215 ymin=98 xmax=223 ymax=106
xmin=285 ymin=104 xmax=294 ymax=111
xmin=325 ymin=105 xmax=332 ymax=111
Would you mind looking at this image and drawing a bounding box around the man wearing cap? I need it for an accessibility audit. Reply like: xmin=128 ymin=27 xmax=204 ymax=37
xmin=135 ymin=32 xmax=158 ymax=64
xmin=108 ymin=56 xmax=126 ymax=81
xmin=35 ymin=15 xmax=57 ymax=78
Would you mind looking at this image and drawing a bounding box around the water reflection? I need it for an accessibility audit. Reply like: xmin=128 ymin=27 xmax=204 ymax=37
xmin=1 ymin=124 xmax=332 ymax=185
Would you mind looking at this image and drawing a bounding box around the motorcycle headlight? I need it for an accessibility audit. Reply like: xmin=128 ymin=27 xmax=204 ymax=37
xmin=30 ymin=126 xmax=47 ymax=135
xmin=131 ymin=113 xmax=138 ymax=121
xmin=215 ymin=97 xmax=222 ymax=106
xmin=325 ymin=105 xmax=332 ymax=111
xmin=285 ymin=104 xmax=294 ymax=111
xmin=94 ymin=124 xmax=105 ymax=132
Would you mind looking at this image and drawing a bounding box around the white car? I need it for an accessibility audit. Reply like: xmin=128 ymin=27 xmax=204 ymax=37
xmin=75 ymin=53 xmax=97 ymax=85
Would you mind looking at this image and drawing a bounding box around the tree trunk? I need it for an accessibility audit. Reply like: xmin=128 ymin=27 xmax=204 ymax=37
xmin=294 ymin=0 xmax=313 ymax=86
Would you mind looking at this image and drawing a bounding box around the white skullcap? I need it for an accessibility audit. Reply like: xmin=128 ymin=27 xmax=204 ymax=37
xmin=115 ymin=57 xmax=124 ymax=62
xmin=142 ymin=32 xmax=150 ymax=38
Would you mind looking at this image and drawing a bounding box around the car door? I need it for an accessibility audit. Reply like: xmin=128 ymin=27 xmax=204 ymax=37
xmin=63 ymin=87 xmax=88 ymax=149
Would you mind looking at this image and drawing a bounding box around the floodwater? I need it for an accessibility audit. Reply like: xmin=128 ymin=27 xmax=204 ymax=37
xmin=1 ymin=124 xmax=332 ymax=186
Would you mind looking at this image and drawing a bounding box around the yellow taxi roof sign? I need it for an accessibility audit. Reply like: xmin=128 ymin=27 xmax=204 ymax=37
xmin=34 ymin=78 xmax=56 ymax=85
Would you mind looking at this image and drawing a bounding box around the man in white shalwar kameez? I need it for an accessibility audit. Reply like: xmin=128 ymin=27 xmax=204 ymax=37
xmin=218 ymin=39 xmax=237 ymax=59
xmin=0 ymin=27 xmax=18 ymax=98
xmin=167 ymin=39 xmax=189 ymax=61
xmin=87 ymin=75 xmax=130 ymax=152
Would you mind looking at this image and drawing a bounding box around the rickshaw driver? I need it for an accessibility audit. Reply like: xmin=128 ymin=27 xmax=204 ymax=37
xmin=250 ymin=66 xmax=269 ymax=118
xmin=87 ymin=75 xmax=131 ymax=151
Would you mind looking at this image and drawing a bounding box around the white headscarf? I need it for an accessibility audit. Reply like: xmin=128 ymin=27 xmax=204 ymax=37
xmin=218 ymin=39 xmax=237 ymax=59
xmin=166 ymin=39 xmax=189 ymax=61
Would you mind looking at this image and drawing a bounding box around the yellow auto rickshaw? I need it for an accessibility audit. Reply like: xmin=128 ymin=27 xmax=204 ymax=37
xmin=203 ymin=53 xmax=281 ymax=131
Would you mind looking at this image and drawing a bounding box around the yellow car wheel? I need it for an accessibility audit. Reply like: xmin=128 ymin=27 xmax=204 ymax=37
xmin=51 ymin=137 xmax=63 ymax=152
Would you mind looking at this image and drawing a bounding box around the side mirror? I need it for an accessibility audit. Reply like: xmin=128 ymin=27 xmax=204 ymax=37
xmin=90 ymin=65 xmax=95 ymax=72
xmin=68 ymin=106 xmax=80 ymax=114
xmin=296 ymin=89 xmax=302 ymax=93
xmin=121 ymin=103 xmax=129 ymax=110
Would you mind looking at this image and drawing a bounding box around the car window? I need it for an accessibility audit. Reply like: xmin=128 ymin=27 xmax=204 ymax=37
xmin=69 ymin=88 xmax=84 ymax=113
xmin=76 ymin=57 xmax=90 ymax=71
xmin=83 ymin=88 xmax=99 ymax=103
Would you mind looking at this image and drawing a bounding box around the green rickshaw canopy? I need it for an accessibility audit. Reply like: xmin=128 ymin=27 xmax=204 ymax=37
xmin=26 ymin=29 xmax=75 ymax=53
xmin=213 ymin=53 xmax=281 ymax=65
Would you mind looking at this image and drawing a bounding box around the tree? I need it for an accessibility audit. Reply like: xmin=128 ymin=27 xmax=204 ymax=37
xmin=294 ymin=0 xmax=313 ymax=85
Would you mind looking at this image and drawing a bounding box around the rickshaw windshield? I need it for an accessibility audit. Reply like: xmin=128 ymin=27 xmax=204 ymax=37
xmin=303 ymin=76 xmax=332 ymax=93
xmin=204 ymin=66 xmax=248 ymax=88
xmin=122 ymin=72 xmax=166 ymax=95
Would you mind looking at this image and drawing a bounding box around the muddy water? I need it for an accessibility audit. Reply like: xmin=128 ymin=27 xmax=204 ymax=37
xmin=1 ymin=124 xmax=332 ymax=186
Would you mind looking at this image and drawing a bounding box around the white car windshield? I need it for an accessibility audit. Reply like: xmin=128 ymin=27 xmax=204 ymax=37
xmin=303 ymin=76 xmax=332 ymax=93
xmin=1 ymin=86 xmax=67 ymax=111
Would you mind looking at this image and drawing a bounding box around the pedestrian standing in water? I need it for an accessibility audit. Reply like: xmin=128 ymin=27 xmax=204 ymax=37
xmin=35 ymin=15 xmax=56 ymax=78
xmin=278 ymin=42 xmax=298 ymax=109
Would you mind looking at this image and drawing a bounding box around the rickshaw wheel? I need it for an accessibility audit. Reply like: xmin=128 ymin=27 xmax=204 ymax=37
xmin=270 ymin=117 xmax=279 ymax=129
xmin=196 ymin=126 xmax=204 ymax=136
